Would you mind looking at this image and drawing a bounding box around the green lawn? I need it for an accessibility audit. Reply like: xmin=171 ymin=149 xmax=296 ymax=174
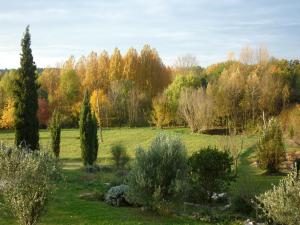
xmin=0 ymin=127 xmax=298 ymax=225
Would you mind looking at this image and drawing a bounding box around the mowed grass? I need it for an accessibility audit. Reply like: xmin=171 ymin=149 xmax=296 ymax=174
xmin=0 ymin=127 xmax=257 ymax=159
xmin=0 ymin=127 xmax=298 ymax=225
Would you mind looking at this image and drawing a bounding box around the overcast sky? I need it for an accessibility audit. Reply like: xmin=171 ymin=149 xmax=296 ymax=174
xmin=0 ymin=0 xmax=299 ymax=68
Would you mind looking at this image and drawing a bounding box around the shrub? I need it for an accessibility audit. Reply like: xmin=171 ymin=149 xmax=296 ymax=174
xmin=188 ymin=146 xmax=233 ymax=202
xmin=79 ymin=91 xmax=99 ymax=168
xmin=111 ymin=144 xmax=130 ymax=170
xmin=256 ymin=118 xmax=285 ymax=173
xmin=257 ymin=170 xmax=300 ymax=225
xmin=127 ymin=133 xmax=188 ymax=210
xmin=49 ymin=110 xmax=61 ymax=158
xmin=178 ymin=87 xmax=214 ymax=133
xmin=0 ymin=145 xmax=62 ymax=225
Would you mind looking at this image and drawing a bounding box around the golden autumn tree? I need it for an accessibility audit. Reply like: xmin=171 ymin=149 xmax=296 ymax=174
xmin=75 ymin=56 xmax=87 ymax=93
xmin=123 ymin=48 xmax=140 ymax=81
xmin=84 ymin=52 xmax=98 ymax=92
xmin=0 ymin=98 xmax=15 ymax=129
xmin=97 ymin=50 xmax=110 ymax=93
xmin=90 ymin=89 xmax=111 ymax=141
xmin=59 ymin=69 xmax=81 ymax=123
xmin=151 ymin=94 xmax=173 ymax=128
xmin=109 ymin=48 xmax=123 ymax=81
xmin=140 ymin=45 xmax=170 ymax=96
xmin=39 ymin=68 xmax=60 ymax=107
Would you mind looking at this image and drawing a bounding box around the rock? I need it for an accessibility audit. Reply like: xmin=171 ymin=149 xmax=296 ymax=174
xmin=244 ymin=219 xmax=254 ymax=225
xmin=105 ymin=184 xmax=130 ymax=207
xmin=211 ymin=192 xmax=228 ymax=203
xmin=220 ymin=203 xmax=231 ymax=211
xmin=244 ymin=219 xmax=266 ymax=225
xmin=78 ymin=192 xmax=95 ymax=200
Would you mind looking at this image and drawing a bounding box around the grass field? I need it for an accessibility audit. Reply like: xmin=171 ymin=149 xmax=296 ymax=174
xmin=0 ymin=127 xmax=297 ymax=225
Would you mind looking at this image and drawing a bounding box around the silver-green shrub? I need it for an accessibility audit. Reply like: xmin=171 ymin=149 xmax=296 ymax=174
xmin=257 ymin=170 xmax=300 ymax=225
xmin=127 ymin=133 xmax=188 ymax=210
xmin=0 ymin=144 xmax=62 ymax=225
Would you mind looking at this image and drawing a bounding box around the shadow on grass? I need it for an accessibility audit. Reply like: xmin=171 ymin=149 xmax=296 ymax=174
xmin=236 ymin=145 xmax=284 ymax=191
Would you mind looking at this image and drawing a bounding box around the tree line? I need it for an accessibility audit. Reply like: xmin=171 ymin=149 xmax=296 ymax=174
xmin=0 ymin=45 xmax=172 ymax=128
xmin=152 ymin=50 xmax=300 ymax=132
xmin=0 ymin=41 xmax=300 ymax=132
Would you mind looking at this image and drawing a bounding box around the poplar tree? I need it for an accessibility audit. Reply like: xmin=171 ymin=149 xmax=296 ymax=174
xmin=79 ymin=91 xmax=98 ymax=167
xmin=14 ymin=26 xmax=39 ymax=150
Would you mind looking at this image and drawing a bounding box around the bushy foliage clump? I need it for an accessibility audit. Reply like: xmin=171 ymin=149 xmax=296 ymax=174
xmin=127 ymin=133 xmax=187 ymax=210
xmin=111 ymin=144 xmax=130 ymax=170
xmin=0 ymin=144 xmax=62 ymax=225
xmin=49 ymin=110 xmax=61 ymax=158
xmin=188 ymin=146 xmax=233 ymax=202
xmin=256 ymin=118 xmax=286 ymax=173
xmin=257 ymin=170 xmax=300 ymax=225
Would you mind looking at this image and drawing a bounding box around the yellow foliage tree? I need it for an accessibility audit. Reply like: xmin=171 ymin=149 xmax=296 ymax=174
xmin=123 ymin=48 xmax=140 ymax=81
xmin=90 ymin=89 xmax=111 ymax=141
xmin=151 ymin=94 xmax=173 ymax=128
xmin=109 ymin=48 xmax=123 ymax=81
xmin=84 ymin=52 xmax=98 ymax=92
xmin=97 ymin=51 xmax=110 ymax=93
xmin=0 ymin=99 xmax=15 ymax=129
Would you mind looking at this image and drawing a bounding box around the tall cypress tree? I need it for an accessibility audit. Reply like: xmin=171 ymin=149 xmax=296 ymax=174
xmin=79 ymin=91 xmax=98 ymax=167
xmin=50 ymin=109 xmax=61 ymax=158
xmin=13 ymin=26 xmax=39 ymax=150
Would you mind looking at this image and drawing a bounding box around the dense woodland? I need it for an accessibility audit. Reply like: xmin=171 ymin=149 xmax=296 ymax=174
xmin=1 ymin=44 xmax=299 ymax=133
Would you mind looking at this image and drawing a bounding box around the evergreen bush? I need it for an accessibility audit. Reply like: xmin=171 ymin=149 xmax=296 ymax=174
xmin=188 ymin=146 xmax=233 ymax=202
xmin=79 ymin=91 xmax=98 ymax=168
xmin=49 ymin=110 xmax=61 ymax=158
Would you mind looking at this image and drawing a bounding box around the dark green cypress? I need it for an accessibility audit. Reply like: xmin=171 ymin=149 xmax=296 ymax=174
xmin=50 ymin=110 xmax=61 ymax=158
xmin=13 ymin=26 xmax=39 ymax=150
xmin=79 ymin=91 xmax=98 ymax=166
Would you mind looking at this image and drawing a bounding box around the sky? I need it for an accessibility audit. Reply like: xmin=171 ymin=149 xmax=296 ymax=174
xmin=0 ymin=0 xmax=299 ymax=68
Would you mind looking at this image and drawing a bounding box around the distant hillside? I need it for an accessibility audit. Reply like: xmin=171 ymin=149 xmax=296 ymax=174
xmin=0 ymin=68 xmax=44 ymax=76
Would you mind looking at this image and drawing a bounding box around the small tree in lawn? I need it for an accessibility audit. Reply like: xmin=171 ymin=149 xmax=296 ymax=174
xmin=256 ymin=117 xmax=285 ymax=173
xmin=111 ymin=144 xmax=130 ymax=171
xmin=49 ymin=109 xmax=61 ymax=158
xmin=79 ymin=91 xmax=98 ymax=169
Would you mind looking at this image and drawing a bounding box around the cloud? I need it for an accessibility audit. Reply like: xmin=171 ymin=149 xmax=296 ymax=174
xmin=0 ymin=0 xmax=299 ymax=68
